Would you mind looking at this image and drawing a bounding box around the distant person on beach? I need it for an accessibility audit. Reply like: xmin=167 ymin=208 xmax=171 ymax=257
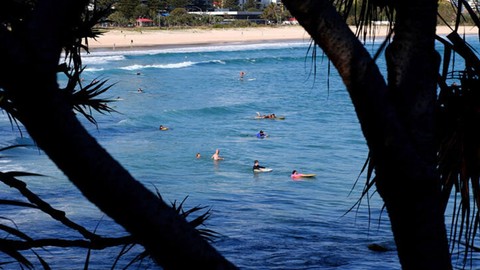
xmin=211 ymin=149 xmax=224 ymax=160
xmin=256 ymin=130 xmax=267 ymax=138
xmin=253 ymin=160 xmax=265 ymax=171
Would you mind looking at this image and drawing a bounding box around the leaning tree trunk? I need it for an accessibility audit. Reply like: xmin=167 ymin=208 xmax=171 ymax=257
xmin=282 ymin=0 xmax=452 ymax=269
xmin=0 ymin=1 xmax=237 ymax=269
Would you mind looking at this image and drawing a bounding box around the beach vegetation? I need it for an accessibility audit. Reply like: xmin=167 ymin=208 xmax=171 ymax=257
xmin=222 ymin=0 xmax=241 ymax=11
xmin=96 ymin=0 xmax=480 ymax=29
xmin=243 ymin=0 xmax=257 ymax=11
xmin=115 ymin=0 xmax=141 ymax=21
xmin=261 ymin=3 xmax=292 ymax=24
xmin=167 ymin=0 xmax=192 ymax=10
xmin=161 ymin=7 xmax=223 ymax=27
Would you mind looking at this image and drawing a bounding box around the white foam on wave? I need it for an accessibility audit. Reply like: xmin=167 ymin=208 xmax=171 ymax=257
xmin=83 ymin=67 xmax=105 ymax=72
xmin=149 ymin=41 xmax=311 ymax=54
xmin=120 ymin=61 xmax=195 ymax=70
xmin=83 ymin=41 xmax=310 ymax=59
xmin=120 ymin=59 xmax=225 ymax=70
xmin=81 ymin=54 xmax=126 ymax=65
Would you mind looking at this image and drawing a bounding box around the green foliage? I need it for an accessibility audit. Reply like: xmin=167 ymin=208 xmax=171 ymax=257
xmin=437 ymin=0 xmax=463 ymax=26
xmin=107 ymin=10 xmax=130 ymax=26
xmin=163 ymin=7 xmax=221 ymax=27
xmin=261 ymin=3 xmax=289 ymax=24
xmin=337 ymin=0 xmax=478 ymax=27
xmin=243 ymin=0 xmax=256 ymax=10
xmin=223 ymin=0 xmax=239 ymax=10
xmin=116 ymin=0 xmax=141 ymax=20
xmin=170 ymin=7 xmax=188 ymax=16
xmin=147 ymin=0 xmax=164 ymax=17
xmin=133 ymin=2 xmax=150 ymax=18
xmin=168 ymin=0 xmax=191 ymax=9
xmin=94 ymin=0 xmax=117 ymax=10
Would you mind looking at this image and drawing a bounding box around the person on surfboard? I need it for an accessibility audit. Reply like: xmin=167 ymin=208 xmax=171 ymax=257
xmin=253 ymin=160 xmax=265 ymax=171
xmin=291 ymin=170 xmax=302 ymax=179
xmin=256 ymin=130 xmax=267 ymax=138
xmin=159 ymin=125 xmax=168 ymax=131
xmin=291 ymin=170 xmax=316 ymax=179
xmin=256 ymin=112 xmax=277 ymax=119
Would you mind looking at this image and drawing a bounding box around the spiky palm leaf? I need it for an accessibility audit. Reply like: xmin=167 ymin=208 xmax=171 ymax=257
xmin=69 ymin=78 xmax=118 ymax=125
xmin=0 ymin=1 xmax=116 ymax=127
xmin=338 ymin=0 xmax=480 ymax=263
xmin=59 ymin=2 xmax=117 ymax=125
xmin=171 ymin=196 xmax=220 ymax=242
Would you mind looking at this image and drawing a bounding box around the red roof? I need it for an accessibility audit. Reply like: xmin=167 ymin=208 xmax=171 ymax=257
xmin=136 ymin=18 xmax=153 ymax=22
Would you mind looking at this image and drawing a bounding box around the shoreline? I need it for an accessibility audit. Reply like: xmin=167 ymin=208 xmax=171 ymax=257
xmin=85 ymin=25 xmax=479 ymax=51
xmin=86 ymin=26 xmax=313 ymax=50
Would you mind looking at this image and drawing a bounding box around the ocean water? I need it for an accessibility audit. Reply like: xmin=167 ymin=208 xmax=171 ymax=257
xmin=3 ymin=35 xmax=476 ymax=269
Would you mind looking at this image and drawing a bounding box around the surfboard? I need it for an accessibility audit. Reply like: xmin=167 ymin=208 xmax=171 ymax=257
xmin=255 ymin=112 xmax=285 ymax=120
xmin=292 ymin=173 xmax=316 ymax=179
xmin=254 ymin=116 xmax=285 ymax=120
xmin=253 ymin=168 xmax=273 ymax=173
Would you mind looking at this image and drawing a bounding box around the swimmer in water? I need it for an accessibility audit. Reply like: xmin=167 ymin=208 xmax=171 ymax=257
xmin=211 ymin=149 xmax=224 ymax=160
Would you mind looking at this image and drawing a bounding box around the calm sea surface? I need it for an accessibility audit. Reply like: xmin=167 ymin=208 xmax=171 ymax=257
xmin=1 ymin=35 xmax=478 ymax=269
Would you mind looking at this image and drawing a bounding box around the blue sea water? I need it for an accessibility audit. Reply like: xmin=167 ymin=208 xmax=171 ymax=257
xmin=2 ymin=35 xmax=478 ymax=269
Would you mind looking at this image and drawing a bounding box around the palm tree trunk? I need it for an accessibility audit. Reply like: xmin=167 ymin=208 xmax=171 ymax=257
xmin=282 ymin=0 xmax=452 ymax=269
xmin=0 ymin=1 xmax=237 ymax=269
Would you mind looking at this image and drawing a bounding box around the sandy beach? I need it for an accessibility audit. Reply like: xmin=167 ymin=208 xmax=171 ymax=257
xmin=85 ymin=25 xmax=479 ymax=50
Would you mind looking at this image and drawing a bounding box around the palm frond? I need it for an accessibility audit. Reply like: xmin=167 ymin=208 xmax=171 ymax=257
xmin=70 ymin=78 xmax=118 ymax=125
xmin=435 ymin=8 xmax=480 ymax=259
xmin=56 ymin=1 xmax=116 ymax=126
xmin=170 ymin=197 xmax=220 ymax=242
xmin=333 ymin=0 xmax=395 ymax=42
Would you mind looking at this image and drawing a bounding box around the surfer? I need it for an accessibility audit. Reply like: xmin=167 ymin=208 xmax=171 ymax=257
xmin=256 ymin=130 xmax=267 ymax=138
xmin=253 ymin=160 xmax=265 ymax=171
xmin=211 ymin=149 xmax=224 ymax=160
xmin=159 ymin=125 xmax=168 ymax=131
xmin=240 ymin=71 xmax=246 ymax=80
xmin=196 ymin=153 xmax=201 ymax=158
xmin=291 ymin=170 xmax=302 ymax=178
xmin=256 ymin=112 xmax=277 ymax=119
